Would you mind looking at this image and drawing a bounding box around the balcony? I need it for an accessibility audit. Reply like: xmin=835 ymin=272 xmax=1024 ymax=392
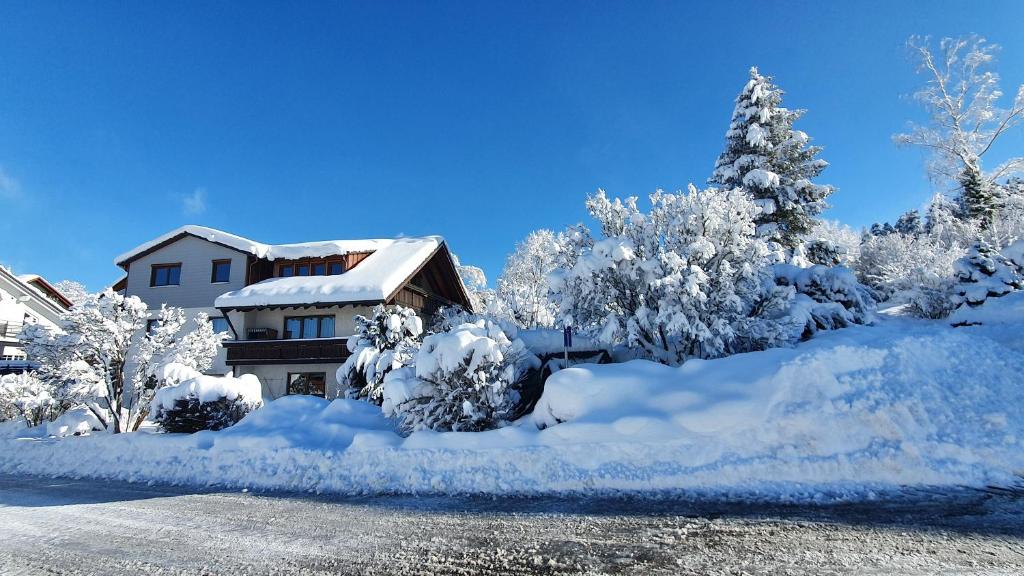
xmin=224 ymin=337 xmax=349 ymax=366
xmin=0 ymin=321 xmax=24 ymax=340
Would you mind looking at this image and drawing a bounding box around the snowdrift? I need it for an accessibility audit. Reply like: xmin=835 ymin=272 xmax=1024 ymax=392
xmin=2 ymin=316 xmax=1023 ymax=500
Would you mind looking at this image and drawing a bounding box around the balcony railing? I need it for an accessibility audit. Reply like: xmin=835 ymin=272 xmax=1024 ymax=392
xmin=224 ymin=337 xmax=349 ymax=366
xmin=0 ymin=321 xmax=24 ymax=340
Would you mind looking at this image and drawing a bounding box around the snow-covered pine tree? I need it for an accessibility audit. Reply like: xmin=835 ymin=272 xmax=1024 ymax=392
xmin=337 ymin=304 xmax=423 ymax=404
xmin=895 ymin=210 xmax=924 ymax=235
xmin=710 ymin=67 xmax=834 ymax=252
xmin=952 ymin=240 xmax=1024 ymax=307
xmin=958 ymin=165 xmax=999 ymax=223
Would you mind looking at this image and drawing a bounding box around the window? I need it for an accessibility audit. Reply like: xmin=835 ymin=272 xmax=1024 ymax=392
xmin=276 ymin=258 xmax=345 ymax=277
xmin=150 ymin=264 xmax=181 ymax=287
xmin=146 ymin=319 xmax=160 ymax=334
xmin=210 ymin=316 xmax=230 ymax=335
xmin=287 ymin=372 xmax=326 ymax=397
xmin=283 ymin=315 xmax=335 ymax=339
xmin=211 ymin=260 xmax=231 ymax=283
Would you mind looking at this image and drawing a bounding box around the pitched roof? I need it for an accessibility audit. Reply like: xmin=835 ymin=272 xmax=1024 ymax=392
xmin=214 ymin=237 xmax=445 ymax=309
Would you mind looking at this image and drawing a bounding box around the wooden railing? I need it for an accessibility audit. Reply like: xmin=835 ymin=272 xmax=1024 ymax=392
xmin=224 ymin=338 xmax=349 ymax=366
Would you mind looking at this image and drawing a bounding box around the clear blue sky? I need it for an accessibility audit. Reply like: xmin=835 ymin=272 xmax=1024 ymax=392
xmin=2 ymin=1 xmax=1023 ymax=291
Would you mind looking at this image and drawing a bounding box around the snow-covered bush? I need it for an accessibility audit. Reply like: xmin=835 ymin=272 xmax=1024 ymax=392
xmin=552 ymin=187 xmax=800 ymax=364
xmin=773 ymin=264 xmax=874 ymax=337
xmin=951 ymin=240 xmax=1024 ymax=309
xmin=46 ymin=407 xmax=103 ymax=437
xmin=856 ymin=231 xmax=964 ymax=318
xmin=151 ymin=373 xmax=262 ymax=433
xmin=0 ymin=372 xmax=61 ymax=427
xmin=20 ymin=290 xmax=227 ymax=433
xmin=383 ymin=319 xmax=540 ymax=432
xmin=337 ymin=305 xmax=423 ymax=404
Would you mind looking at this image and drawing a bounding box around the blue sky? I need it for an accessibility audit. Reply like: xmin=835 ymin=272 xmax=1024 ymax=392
xmin=2 ymin=1 xmax=1023 ymax=291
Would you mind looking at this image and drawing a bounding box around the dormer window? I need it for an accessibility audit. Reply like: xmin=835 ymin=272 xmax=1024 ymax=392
xmin=275 ymin=258 xmax=345 ymax=278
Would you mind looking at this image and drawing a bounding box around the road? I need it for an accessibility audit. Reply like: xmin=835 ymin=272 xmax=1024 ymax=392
xmin=0 ymin=474 xmax=1022 ymax=575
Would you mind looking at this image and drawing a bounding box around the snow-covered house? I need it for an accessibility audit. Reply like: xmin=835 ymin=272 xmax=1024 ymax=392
xmin=115 ymin=226 xmax=472 ymax=399
xmin=0 ymin=267 xmax=71 ymax=374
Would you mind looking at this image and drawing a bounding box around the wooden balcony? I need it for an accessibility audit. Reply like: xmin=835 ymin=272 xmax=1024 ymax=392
xmin=224 ymin=337 xmax=349 ymax=366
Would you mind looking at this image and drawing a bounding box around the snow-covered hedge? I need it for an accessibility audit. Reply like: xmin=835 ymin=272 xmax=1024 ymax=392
xmin=151 ymin=373 xmax=262 ymax=433
xmin=337 ymin=305 xmax=423 ymax=404
xmin=951 ymin=240 xmax=1024 ymax=308
xmin=382 ymin=319 xmax=540 ymax=432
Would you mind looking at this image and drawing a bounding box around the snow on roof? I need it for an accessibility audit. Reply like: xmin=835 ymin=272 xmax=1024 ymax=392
xmin=115 ymin=225 xmax=400 ymax=266
xmin=214 ymin=237 xmax=443 ymax=309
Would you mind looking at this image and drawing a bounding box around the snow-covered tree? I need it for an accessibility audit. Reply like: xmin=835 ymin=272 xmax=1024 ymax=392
xmin=337 ymin=304 xmax=423 ymax=404
xmin=856 ymin=231 xmax=964 ymax=318
xmin=496 ymin=229 xmax=561 ymax=328
xmin=552 ymin=187 xmax=798 ymax=364
xmin=710 ymin=67 xmax=834 ymax=251
xmin=53 ymin=280 xmax=90 ymax=306
xmin=382 ymin=319 xmax=539 ymax=433
xmin=0 ymin=372 xmax=61 ymax=426
xmin=895 ymin=210 xmax=924 ymax=235
xmin=804 ymin=220 xmax=861 ymax=267
xmin=951 ymin=240 xmax=1024 ymax=307
xmin=19 ymin=290 xmax=226 ymax=433
xmin=451 ymin=253 xmax=509 ymax=317
xmin=895 ymin=36 xmax=1024 ymax=223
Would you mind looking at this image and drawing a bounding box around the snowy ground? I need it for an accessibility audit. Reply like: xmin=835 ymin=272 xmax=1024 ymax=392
xmin=2 ymin=309 xmax=1023 ymax=500
xmin=1 ymin=474 xmax=1022 ymax=575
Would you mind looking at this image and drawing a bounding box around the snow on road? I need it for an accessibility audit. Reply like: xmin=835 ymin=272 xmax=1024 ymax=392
xmin=0 ymin=474 xmax=1022 ymax=575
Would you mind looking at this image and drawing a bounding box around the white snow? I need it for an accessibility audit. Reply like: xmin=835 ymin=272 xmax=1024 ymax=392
xmin=116 ymin=225 xmax=443 ymax=279
xmin=3 ymin=316 xmax=1023 ymax=500
xmin=45 ymin=407 xmax=103 ymax=438
xmin=152 ymin=373 xmax=262 ymax=413
xmin=214 ymin=237 xmax=443 ymax=308
xmin=949 ymin=290 xmax=1024 ymax=327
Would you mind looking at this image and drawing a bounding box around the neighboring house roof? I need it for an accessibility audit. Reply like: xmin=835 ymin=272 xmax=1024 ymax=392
xmin=16 ymin=274 xmax=73 ymax=309
xmin=0 ymin=266 xmax=68 ymax=326
xmin=215 ymin=237 xmax=446 ymax=309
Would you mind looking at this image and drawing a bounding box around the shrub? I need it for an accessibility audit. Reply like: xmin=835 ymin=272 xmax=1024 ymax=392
xmin=151 ymin=374 xmax=262 ymax=433
xmin=383 ymin=319 xmax=540 ymax=433
xmin=337 ymin=305 xmax=423 ymax=404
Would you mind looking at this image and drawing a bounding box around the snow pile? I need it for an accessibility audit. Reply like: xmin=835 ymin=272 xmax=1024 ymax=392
xmin=949 ymin=290 xmax=1024 ymax=328
xmin=46 ymin=407 xmax=103 ymax=437
xmin=3 ymin=317 xmax=1024 ymax=500
xmin=951 ymin=240 xmax=1023 ymax=307
xmin=773 ymin=263 xmax=874 ymax=337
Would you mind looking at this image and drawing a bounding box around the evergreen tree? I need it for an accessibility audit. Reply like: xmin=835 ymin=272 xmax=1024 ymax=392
xmin=958 ymin=165 xmax=999 ymax=223
xmin=895 ymin=209 xmax=924 ymax=235
xmin=710 ymin=67 xmax=834 ymax=251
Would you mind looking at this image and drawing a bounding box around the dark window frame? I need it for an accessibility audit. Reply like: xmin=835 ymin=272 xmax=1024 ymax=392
xmin=150 ymin=263 xmax=182 ymax=287
xmin=210 ymin=316 xmax=231 ymax=336
xmin=211 ymin=259 xmax=232 ymax=283
xmin=286 ymin=372 xmax=327 ymax=397
xmin=282 ymin=315 xmax=336 ymax=339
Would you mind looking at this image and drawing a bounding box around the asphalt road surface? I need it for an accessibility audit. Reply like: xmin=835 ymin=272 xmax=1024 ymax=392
xmin=1 ymin=474 xmax=1022 ymax=575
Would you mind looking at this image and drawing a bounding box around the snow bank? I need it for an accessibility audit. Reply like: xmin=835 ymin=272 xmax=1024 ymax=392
xmin=3 ymin=317 xmax=1023 ymax=500
xmin=949 ymin=290 xmax=1024 ymax=327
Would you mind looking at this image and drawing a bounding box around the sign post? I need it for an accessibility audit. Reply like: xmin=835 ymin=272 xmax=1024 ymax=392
xmin=563 ymin=325 xmax=572 ymax=369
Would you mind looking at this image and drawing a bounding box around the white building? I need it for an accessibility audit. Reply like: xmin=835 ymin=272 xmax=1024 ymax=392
xmin=115 ymin=226 xmax=472 ymax=399
xmin=0 ymin=267 xmax=72 ymax=374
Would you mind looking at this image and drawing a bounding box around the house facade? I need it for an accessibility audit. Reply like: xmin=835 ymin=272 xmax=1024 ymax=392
xmin=0 ymin=267 xmax=71 ymax=374
xmin=115 ymin=226 xmax=472 ymax=399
